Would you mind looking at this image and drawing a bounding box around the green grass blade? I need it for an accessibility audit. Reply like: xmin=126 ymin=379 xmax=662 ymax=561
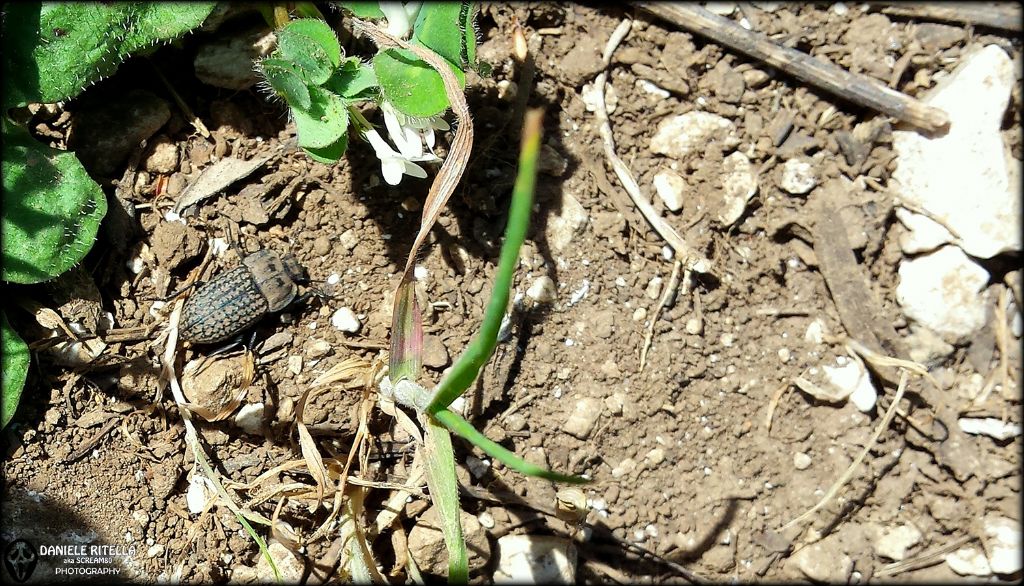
xmin=427 ymin=109 xmax=542 ymax=412
xmin=422 ymin=414 xmax=469 ymax=583
xmin=432 ymin=408 xmax=588 ymax=484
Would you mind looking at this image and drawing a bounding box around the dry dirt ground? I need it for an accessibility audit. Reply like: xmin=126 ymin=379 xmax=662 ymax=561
xmin=2 ymin=2 xmax=1021 ymax=584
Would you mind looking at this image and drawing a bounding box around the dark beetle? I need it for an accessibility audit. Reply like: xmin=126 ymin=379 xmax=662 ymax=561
xmin=180 ymin=250 xmax=307 ymax=344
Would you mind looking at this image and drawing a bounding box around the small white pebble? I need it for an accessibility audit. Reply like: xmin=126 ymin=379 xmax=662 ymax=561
xmin=685 ymin=318 xmax=703 ymax=335
xmin=331 ymin=307 xmax=361 ymax=333
xmin=326 ymin=273 xmax=340 ymax=285
xmin=793 ymin=452 xmax=812 ymax=470
xmin=778 ymin=347 xmax=791 ymax=362
xmin=477 ymin=511 xmax=495 ymax=529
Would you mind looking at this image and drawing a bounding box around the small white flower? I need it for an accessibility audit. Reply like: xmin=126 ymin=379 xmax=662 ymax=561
xmin=364 ymin=128 xmax=438 ymax=185
xmin=379 ymin=2 xmax=423 ymax=40
xmin=381 ymin=100 xmax=450 ymax=157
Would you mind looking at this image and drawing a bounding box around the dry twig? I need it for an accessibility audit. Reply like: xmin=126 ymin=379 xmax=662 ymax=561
xmin=781 ymin=371 xmax=909 ymax=531
xmin=634 ymin=3 xmax=949 ymax=132
xmin=589 ymin=18 xmax=713 ymax=274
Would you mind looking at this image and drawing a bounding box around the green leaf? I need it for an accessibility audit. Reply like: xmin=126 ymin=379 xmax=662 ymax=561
xmin=324 ymin=58 xmax=379 ymax=101
xmin=259 ymin=58 xmax=313 ymax=111
xmin=427 ymin=109 xmax=538 ymax=412
xmin=2 ymin=120 xmax=107 ymax=284
xmin=433 ymin=408 xmax=588 ymax=484
xmin=336 ymin=1 xmax=385 ymax=19
xmin=275 ymin=18 xmax=341 ymax=86
xmin=2 ymin=2 xmax=216 ymax=109
xmin=292 ymin=86 xmax=349 ymax=149
xmin=412 ymin=2 xmax=477 ymax=69
xmin=303 ymin=130 xmax=349 ymax=164
xmin=372 ymin=47 xmax=464 ymax=118
xmin=1 ymin=312 xmax=30 ymax=429
xmin=423 ymin=414 xmax=469 ymax=583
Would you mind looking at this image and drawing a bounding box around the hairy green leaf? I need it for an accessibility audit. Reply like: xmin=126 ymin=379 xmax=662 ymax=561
xmin=275 ymin=18 xmax=342 ymax=86
xmin=2 ymin=120 xmax=107 ymax=284
xmin=2 ymin=2 xmax=216 ymax=109
xmin=413 ymin=2 xmax=477 ymax=69
xmin=259 ymin=57 xmax=313 ymax=111
xmin=292 ymin=86 xmax=349 ymax=149
xmin=335 ymin=1 xmax=385 ymax=19
xmin=324 ymin=58 xmax=379 ymax=101
xmin=303 ymin=130 xmax=349 ymax=164
xmin=1 ymin=312 xmax=29 ymax=429
xmin=372 ymin=47 xmax=464 ymax=118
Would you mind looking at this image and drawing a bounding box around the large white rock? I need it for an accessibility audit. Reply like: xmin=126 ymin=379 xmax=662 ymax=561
xmin=982 ymin=515 xmax=1022 ymax=574
xmin=892 ymin=45 xmax=1021 ymax=258
xmin=946 ymin=545 xmax=992 ymax=576
xmin=896 ymin=245 xmax=990 ymax=343
xmin=494 ymin=535 xmax=577 ymax=584
xmin=874 ymin=523 xmax=923 ymax=561
xmin=894 ymin=207 xmax=954 ymax=254
xmin=650 ymin=112 xmax=739 ymax=159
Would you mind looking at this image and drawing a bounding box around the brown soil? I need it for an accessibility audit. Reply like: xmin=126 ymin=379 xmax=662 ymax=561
xmin=3 ymin=3 xmax=1021 ymax=584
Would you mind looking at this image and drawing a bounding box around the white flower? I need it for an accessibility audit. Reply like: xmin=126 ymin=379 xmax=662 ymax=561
xmin=379 ymin=2 xmax=423 ymax=40
xmin=381 ymin=100 xmax=450 ymax=158
xmin=364 ymin=128 xmax=438 ymax=186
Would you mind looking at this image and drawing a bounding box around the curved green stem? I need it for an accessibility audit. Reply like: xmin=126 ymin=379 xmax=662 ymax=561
xmin=432 ymin=408 xmax=589 ymax=484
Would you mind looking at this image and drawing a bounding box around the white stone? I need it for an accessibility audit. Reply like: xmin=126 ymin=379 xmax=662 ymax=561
xmin=233 ymin=402 xmax=265 ymax=435
xmin=875 ymin=523 xmax=923 ymax=561
xmin=780 ymin=158 xmax=817 ymax=195
xmin=636 ymin=79 xmax=670 ymax=99
xmin=645 ymin=276 xmax=664 ymax=300
xmin=705 ymin=2 xmax=736 ymax=15
xmin=894 ymin=207 xmax=954 ymax=254
xmin=338 ymin=228 xmax=359 ymax=251
xmin=331 ymin=307 xmax=361 ymax=333
xmin=718 ymin=152 xmax=758 ymax=224
xmin=254 ymin=542 xmax=305 ymax=583
xmin=546 ymin=192 xmax=588 ymax=251
xmin=849 ymin=373 xmax=878 ymax=413
xmin=897 ymin=245 xmax=989 ymax=343
xmin=958 ymin=418 xmax=1022 ymax=441
xmin=611 ymin=457 xmax=637 ymax=479
xmin=186 ymin=475 xmax=214 ymax=514
xmin=527 ymin=276 xmax=557 ymax=303
xmin=494 ymin=535 xmax=577 ymax=584
xmin=650 ymin=112 xmax=739 ymax=159
xmin=653 ymin=170 xmax=687 ymax=212
xmin=789 ymin=540 xmax=853 ymax=582
xmin=804 ymin=319 xmax=826 ymax=344
xmin=982 ymin=516 xmax=1022 ymax=574
xmin=946 ymin=546 xmax=992 ymax=576
xmin=793 ymin=452 xmax=812 ymax=470
xmin=892 ymin=45 xmax=1021 ymax=258
xmin=805 ymin=359 xmax=874 ymax=404
xmin=564 ymin=398 xmax=602 ymax=440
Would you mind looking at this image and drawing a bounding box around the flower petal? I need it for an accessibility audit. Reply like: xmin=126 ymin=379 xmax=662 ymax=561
xmin=401 ymin=160 xmax=428 ymax=179
xmin=365 ymin=129 xmax=397 ymax=158
xmin=380 ymin=2 xmax=412 ymax=39
xmin=381 ymin=158 xmax=405 ymax=185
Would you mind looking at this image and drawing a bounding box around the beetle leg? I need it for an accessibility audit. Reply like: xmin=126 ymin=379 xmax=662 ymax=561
xmin=208 ymin=334 xmax=244 ymax=357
